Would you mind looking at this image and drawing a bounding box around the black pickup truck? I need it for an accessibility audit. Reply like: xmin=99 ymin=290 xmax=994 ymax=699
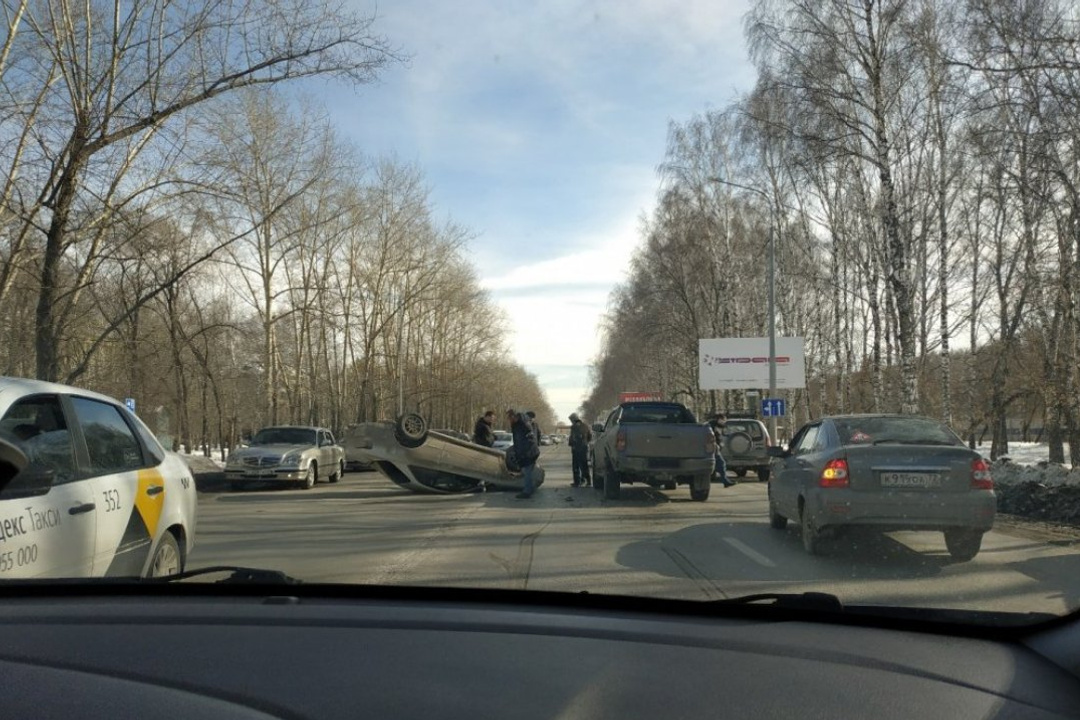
xmin=591 ymin=401 xmax=716 ymax=501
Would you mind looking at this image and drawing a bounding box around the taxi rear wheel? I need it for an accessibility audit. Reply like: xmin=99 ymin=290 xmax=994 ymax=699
xmin=146 ymin=532 xmax=182 ymax=578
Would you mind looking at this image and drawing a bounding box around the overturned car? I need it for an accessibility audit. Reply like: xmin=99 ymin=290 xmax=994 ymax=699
xmin=343 ymin=413 xmax=545 ymax=494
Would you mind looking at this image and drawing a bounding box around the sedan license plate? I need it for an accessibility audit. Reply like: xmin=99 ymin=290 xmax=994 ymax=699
xmin=880 ymin=472 xmax=941 ymax=489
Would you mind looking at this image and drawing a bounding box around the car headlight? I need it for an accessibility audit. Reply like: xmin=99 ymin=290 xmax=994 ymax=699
xmin=226 ymin=455 xmax=243 ymax=467
xmin=281 ymin=451 xmax=302 ymax=466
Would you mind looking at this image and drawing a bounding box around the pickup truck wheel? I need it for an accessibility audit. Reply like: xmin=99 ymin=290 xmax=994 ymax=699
xmin=756 ymin=466 xmax=771 ymax=482
xmin=734 ymin=468 xmax=747 ymax=478
xmin=592 ymin=459 xmax=605 ymax=491
xmin=689 ymin=478 xmax=710 ymax=502
xmin=662 ymin=481 xmax=677 ymax=491
xmin=944 ymin=529 xmax=983 ymax=562
xmin=603 ymin=466 xmax=621 ymax=500
xmin=768 ymin=488 xmax=787 ymax=530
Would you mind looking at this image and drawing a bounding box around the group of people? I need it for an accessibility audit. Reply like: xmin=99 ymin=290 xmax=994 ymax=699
xmin=471 ymin=409 xmax=595 ymax=498
xmin=471 ymin=409 xmax=733 ymax=497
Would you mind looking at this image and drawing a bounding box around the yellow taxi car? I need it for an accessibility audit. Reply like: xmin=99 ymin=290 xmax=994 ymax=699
xmin=0 ymin=377 xmax=197 ymax=579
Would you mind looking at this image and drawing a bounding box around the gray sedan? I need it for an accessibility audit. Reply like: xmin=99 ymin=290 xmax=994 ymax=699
xmin=767 ymin=415 xmax=996 ymax=560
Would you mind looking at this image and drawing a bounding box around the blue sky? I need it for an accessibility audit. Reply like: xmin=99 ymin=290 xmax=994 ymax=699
xmin=326 ymin=0 xmax=758 ymax=420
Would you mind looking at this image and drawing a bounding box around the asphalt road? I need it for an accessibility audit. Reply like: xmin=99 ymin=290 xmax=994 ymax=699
xmin=189 ymin=444 xmax=1080 ymax=615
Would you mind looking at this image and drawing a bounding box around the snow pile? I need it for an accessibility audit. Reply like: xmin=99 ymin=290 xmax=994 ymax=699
xmin=978 ymin=444 xmax=1080 ymax=525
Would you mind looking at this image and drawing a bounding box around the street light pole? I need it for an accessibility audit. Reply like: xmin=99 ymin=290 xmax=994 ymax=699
xmin=711 ymin=177 xmax=778 ymax=443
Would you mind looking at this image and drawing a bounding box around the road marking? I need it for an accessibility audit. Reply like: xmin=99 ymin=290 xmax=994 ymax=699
xmin=724 ymin=537 xmax=776 ymax=567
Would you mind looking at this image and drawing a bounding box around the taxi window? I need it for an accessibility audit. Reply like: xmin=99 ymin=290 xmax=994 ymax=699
xmin=0 ymin=396 xmax=77 ymax=485
xmin=70 ymin=397 xmax=146 ymax=474
xmin=126 ymin=410 xmax=166 ymax=465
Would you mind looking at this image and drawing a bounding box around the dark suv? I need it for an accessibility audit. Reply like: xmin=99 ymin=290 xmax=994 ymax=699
xmin=719 ymin=417 xmax=771 ymax=481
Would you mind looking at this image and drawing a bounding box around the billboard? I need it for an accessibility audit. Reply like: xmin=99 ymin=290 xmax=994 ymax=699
xmin=699 ymin=337 xmax=806 ymax=390
xmin=618 ymin=391 xmax=663 ymax=403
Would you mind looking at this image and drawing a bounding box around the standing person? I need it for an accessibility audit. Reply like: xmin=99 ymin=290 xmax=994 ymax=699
xmin=473 ymin=410 xmax=496 ymax=447
xmin=507 ymin=408 xmax=541 ymax=499
xmin=526 ymin=410 xmax=542 ymax=445
xmin=710 ymin=414 xmax=734 ymax=488
xmin=568 ymin=413 xmax=592 ymax=487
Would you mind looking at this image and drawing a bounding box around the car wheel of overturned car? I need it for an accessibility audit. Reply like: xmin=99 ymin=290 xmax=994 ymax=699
xmin=603 ymin=464 xmax=621 ymax=500
xmin=394 ymin=412 xmax=428 ymax=448
xmin=756 ymin=466 xmax=771 ymax=482
xmin=689 ymin=476 xmax=710 ymax=502
xmin=944 ymin=528 xmax=983 ymax=562
xmin=768 ymin=488 xmax=787 ymax=530
xmin=800 ymin=503 xmax=821 ymax=555
xmin=146 ymin=531 xmax=182 ymax=578
xmin=504 ymin=447 xmax=522 ymax=473
xmin=301 ymin=462 xmax=317 ymax=490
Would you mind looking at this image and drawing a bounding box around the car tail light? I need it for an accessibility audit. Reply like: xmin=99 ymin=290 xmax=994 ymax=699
xmin=616 ymin=430 xmax=627 ymax=452
xmin=971 ymin=458 xmax=993 ymax=490
xmin=705 ymin=431 xmax=716 ymax=455
xmin=819 ymin=458 xmax=849 ymax=488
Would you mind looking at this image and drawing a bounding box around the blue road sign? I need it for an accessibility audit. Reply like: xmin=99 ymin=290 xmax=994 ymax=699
xmin=125 ymin=397 xmax=136 ymax=412
xmin=761 ymin=398 xmax=786 ymax=417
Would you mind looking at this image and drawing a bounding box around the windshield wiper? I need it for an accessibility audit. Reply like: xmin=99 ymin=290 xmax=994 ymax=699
xmin=871 ymin=439 xmax=957 ymax=446
xmin=158 ymin=565 xmax=303 ymax=585
xmin=712 ymin=591 xmax=843 ymax=612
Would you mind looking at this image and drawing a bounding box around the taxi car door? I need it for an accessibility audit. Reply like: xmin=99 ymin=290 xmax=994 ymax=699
xmin=66 ymin=396 xmax=165 ymax=577
xmin=0 ymin=395 xmax=97 ymax=578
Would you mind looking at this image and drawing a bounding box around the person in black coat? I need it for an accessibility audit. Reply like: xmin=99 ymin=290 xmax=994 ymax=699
xmin=507 ymin=408 xmax=541 ymax=499
xmin=473 ymin=410 xmax=496 ymax=447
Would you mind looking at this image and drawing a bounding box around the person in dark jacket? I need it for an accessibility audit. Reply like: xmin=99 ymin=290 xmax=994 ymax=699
xmin=507 ymin=408 xmax=541 ymax=499
xmin=710 ymin=414 xmax=734 ymax=487
xmin=568 ymin=413 xmax=592 ymax=487
xmin=526 ymin=411 xmax=542 ymax=446
xmin=473 ymin=410 xmax=496 ymax=447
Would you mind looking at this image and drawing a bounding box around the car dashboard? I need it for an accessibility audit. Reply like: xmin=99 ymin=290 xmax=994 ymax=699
xmin=1 ymin=586 xmax=1078 ymax=719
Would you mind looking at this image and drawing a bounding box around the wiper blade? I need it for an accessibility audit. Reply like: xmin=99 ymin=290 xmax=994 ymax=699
xmin=871 ymin=439 xmax=957 ymax=446
xmin=158 ymin=565 xmax=303 ymax=585
xmin=712 ymin=591 xmax=843 ymax=612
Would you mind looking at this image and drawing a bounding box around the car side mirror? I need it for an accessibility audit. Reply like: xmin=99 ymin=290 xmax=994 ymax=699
xmin=0 ymin=436 xmax=29 ymax=488
xmin=766 ymin=446 xmax=788 ymax=458
xmin=592 ymin=423 xmax=604 ymax=434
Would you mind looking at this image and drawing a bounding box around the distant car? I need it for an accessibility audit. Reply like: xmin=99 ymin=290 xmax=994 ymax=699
xmin=767 ymin=414 xmax=996 ymax=560
xmin=224 ymin=426 xmax=345 ymax=490
xmin=719 ymin=417 xmax=772 ymax=481
xmin=0 ymin=377 xmax=197 ymax=579
xmin=539 ymin=434 xmax=553 ymax=446
xmin=491 ymin=431 xmax=513 ymax=450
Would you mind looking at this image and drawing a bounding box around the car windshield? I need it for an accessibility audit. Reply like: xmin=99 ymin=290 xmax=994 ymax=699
xmin=724 ymin=421 xmax=765 ymax=440
xmin=0 ymin=0 xmax=1078 ymax=629
xmin=834 ymin=417 xmax=963 ymax=447
xmin=250 ymin=429 xmax=317 ymax=447
xmin=620 ymin=405 xmax=698 ymax=424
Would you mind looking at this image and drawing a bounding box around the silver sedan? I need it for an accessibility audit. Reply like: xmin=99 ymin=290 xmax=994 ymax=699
xmin=224 ymin=426 xmax=345 ymax=490
xmin=767 ymin=414 xmax=996 ymax=560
